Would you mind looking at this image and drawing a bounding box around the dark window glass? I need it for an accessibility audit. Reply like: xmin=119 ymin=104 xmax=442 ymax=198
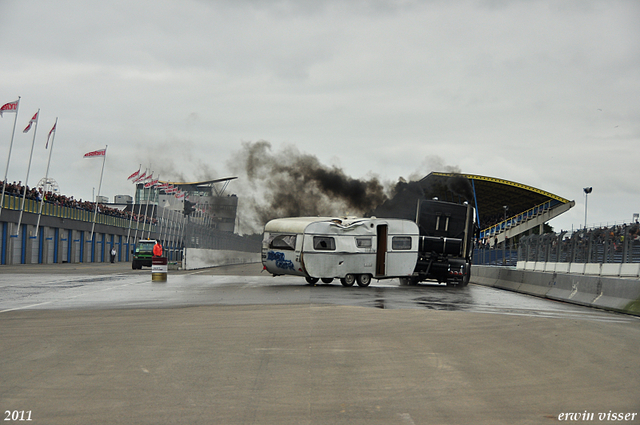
xmin=313 ymin=236 xmax=336 ymax=251
xmin=269 ymin=234 xmax=296 ymax=251
xmin=392 ymin=236 xmax=412 ymax=250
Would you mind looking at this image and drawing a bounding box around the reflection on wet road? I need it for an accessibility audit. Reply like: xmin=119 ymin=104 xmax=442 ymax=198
xmin=0 ymin=271 xmax=636 ymax=323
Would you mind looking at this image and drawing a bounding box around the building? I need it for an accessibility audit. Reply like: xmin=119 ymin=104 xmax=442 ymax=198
xmin=135 ymin=177 xmax=238 ymax=233
xmin=114 ymin=195 xmax=132 ymax=204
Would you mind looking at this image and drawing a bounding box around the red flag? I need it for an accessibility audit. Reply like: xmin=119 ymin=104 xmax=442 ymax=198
xmin=45 ymin=122 xmax=56 ymax=149
xmin=0 ymin=100 xmax=18 ymax=117
xmin=23 ymin=112 xmax=38 ymax=133
xmin=144 ymin=179 xmax=159 ymax=188
xmin=83 ymin=149 xmax=106 ymax=158
xmin=127 ymin=168 xmax=141 ymax=181
xmin=133 ymin=171 xmax=147 ymax=183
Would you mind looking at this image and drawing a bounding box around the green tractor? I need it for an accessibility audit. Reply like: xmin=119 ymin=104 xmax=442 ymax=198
xmin=132 ymin=239 xmax=156 ymax=269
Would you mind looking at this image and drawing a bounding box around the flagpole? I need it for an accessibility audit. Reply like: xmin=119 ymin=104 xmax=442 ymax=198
xmin=90 ymin=145 xmax=107 ymax=241
xmin=35 ymin=118 xmax=57 ymax=236
xmin=133 ymin=169 xmax=147 ymax=243
xmin=146 ymin=176 xmax=159 ymax=239
xmin=126 ymin=164 xmax=141 ymax=246
xmin=0 ymin=97 xmax=20 ymax=218
xmin=156 ymin=182 xmax=168 ymax=243
xmin=16 ymin=109 xmax=39 ymax=236
xmin=141 ymin=170 xmax=152 ymax=238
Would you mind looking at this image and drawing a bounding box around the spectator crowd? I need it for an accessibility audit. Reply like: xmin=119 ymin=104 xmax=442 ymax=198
xmin=1 ymin=180 xmax=157 ymax=225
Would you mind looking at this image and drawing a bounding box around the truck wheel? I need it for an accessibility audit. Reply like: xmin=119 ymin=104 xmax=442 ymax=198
xmin=132 ymin=261 xmax=138 ymax=270
xmin=321 ymin=278 xmax=334 ymax=283
xmin=305 ymin=277 xmax=319 ymax=285
xmin=340 ymin=274 xmax=355 ymax=287
xmin=460 ymin=273 xmax=470 ymax=287
xmin=356 ymin=274 xmax=372 ymax=287
xmin=461 ymin=266 xmax=471 ymax=287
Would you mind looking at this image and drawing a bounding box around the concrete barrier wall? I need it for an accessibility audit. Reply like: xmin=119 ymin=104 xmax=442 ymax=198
xmin=471 ymin=265 xmax=640 ymax=316
xmin=516 ymin=261 xmax=640 ymax=278
xmin=183 ymin=248 xmax=261 ymax=270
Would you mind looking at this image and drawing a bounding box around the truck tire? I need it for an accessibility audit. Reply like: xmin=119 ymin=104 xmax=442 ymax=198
xmin=461 ymin=267 xmax=471 ymax=287
xmin=321 ymin=278 xmax=334 ymax=283
xmin=340 ymin=274 xmax=355 ymax=287
xmin=356 ymin=274 xmax=372 ymax=287
xmin=305 ymin=277 xmax=319 ymax=285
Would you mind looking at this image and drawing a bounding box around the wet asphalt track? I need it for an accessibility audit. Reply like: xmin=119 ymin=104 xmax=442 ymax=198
xmin=1 ymin=263 xmax=639 ymax=425
xmin=0 ymin=262 xmax=636 ymax=323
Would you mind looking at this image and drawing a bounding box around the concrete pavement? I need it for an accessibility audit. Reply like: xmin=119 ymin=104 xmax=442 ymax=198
xmin=0 ymin=263 xmax=639 ymax=424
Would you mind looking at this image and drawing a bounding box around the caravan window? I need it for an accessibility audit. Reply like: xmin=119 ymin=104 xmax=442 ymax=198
xmin=270 ymin=234 xmax=297 ymax=251
xmin=392 ymin=236 xmax=412 ymax=250
xmin=313 ymin=236 xmax=336 ymax=251
xmin=356 ymin=237 xmax=372 ymax=248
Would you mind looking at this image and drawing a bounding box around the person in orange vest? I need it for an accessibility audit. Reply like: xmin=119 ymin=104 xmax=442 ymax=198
xmin=153 ymin=241 xmax=163 ymax=257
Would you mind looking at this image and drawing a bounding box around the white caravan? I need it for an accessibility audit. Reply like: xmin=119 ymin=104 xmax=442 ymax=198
xmin=262 ymin=217 xmax=420 ymax=287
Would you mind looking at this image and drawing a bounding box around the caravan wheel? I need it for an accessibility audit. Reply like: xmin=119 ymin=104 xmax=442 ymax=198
xmin=305 ymin=277 xmax=319 ymax=285
xmin=340 ymin=274 xmax=355 ymax=287
xmin=356 ymin=274 xmax=372 ymax=287
xmin=321 ymin=278 xmax=334 ymax=283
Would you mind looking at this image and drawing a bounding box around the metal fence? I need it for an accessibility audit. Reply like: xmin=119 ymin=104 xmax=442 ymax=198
xmin=474 ymin=223 xmax=640 ymax=266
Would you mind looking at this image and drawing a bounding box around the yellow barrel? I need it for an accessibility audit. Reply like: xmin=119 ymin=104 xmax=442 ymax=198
xmin=152 ymin=257 xmax=168 ymax=282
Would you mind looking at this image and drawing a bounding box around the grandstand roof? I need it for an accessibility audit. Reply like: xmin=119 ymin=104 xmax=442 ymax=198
xmin=369 ymin=172 xmax=573 ymax=230
xmin=154 ymin=177 xmax=238 ymax=197
xmin=161 ymin=177 xmax=237 ymax=187
xmin=421 ymin=172 xmax=572 ymax=228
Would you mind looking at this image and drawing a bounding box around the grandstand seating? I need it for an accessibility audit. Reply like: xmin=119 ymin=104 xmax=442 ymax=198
xmin=479 ymin=199 xmax=574 ymax=243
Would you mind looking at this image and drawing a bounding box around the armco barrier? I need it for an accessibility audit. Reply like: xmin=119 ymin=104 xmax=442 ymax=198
xmin=471 ymin=265 xmax=640 ymax=316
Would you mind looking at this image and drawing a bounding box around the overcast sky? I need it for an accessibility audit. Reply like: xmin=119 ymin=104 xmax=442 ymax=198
xmin=1 ymin=0 xmax=638 ymax=232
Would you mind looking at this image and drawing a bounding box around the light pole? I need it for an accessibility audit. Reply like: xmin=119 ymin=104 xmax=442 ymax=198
xmin=583 ymin=187 xmax=592 ymax=229
xmin=502 ymin=205 xmax=509 ymax=265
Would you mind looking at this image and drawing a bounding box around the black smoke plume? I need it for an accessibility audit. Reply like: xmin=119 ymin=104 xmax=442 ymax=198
xmin=228 ymin=141 xmax=389 ymax=233
xmin=228 ymin=142 xmax=472 ymax=234
xmin=368 ymin=174 xmax=474 ymax=221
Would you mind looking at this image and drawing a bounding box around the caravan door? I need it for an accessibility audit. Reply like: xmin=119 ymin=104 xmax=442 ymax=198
xmin=375 ymin=224 xmax=388 ymax=277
